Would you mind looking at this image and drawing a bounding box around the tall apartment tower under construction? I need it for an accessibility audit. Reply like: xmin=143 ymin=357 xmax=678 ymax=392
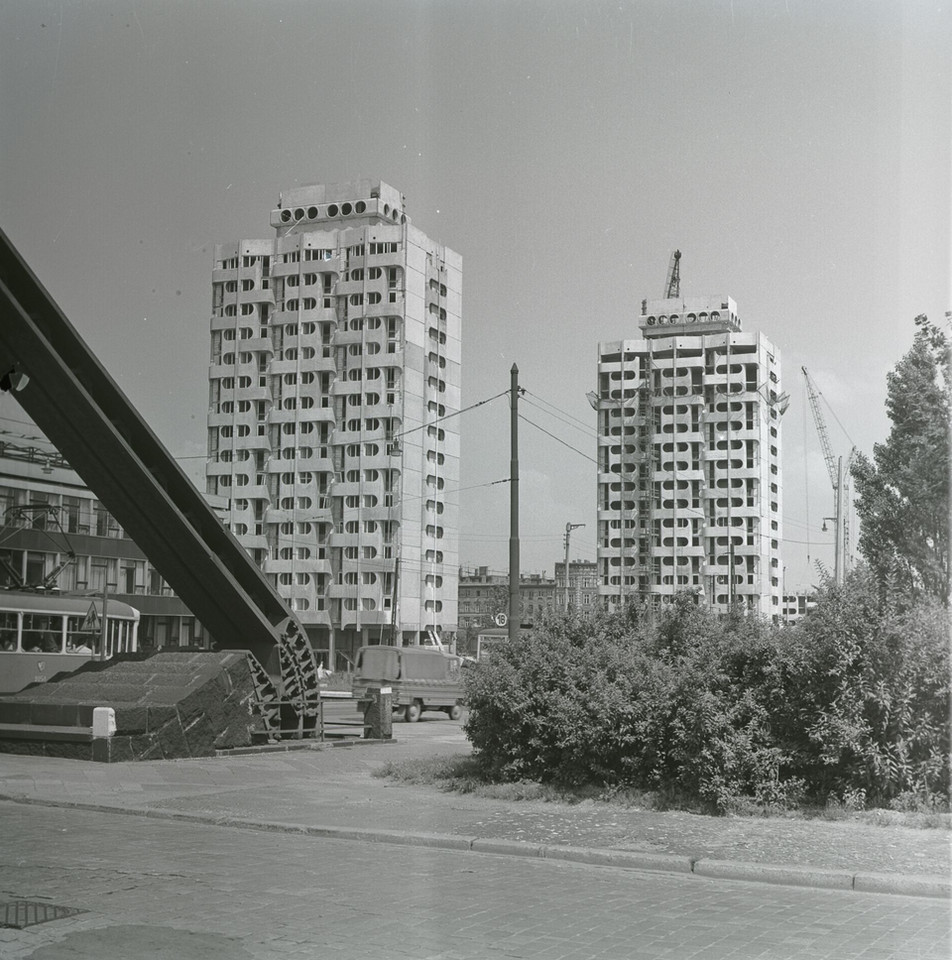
xmin=206 ymin=180 xmax=461 ymax=669
xmin=596 ymin=269 xmax=783 ymax=618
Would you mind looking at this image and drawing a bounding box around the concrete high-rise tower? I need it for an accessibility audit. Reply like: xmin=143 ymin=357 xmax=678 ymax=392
xmin=206 ymin=181 xmax=460 ymax=668
xmin=596 ymin=287 xmax=783 ymax=618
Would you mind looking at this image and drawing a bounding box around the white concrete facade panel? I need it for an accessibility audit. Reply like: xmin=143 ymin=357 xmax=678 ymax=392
xmin=206 ymin=181 xmax=461 ymax=667
xmin=596 ymin=294 xmax=783 ymax=619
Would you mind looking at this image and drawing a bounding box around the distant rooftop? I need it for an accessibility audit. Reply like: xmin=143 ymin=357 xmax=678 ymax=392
xmin=270 ymin=180 xmax=408 ymax=233
xmin=638 ymin=295 xmax=740 ymax=337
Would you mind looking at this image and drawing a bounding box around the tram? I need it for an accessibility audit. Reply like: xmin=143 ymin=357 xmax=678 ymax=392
xmin=0 ymin=590 xmax=140 ymax=695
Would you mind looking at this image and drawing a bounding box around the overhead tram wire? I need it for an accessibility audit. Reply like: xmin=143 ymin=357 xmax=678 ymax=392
xmin=389 ymin=388 xmax=510 ymax=443
xmin=400 ymin=477 xmax=510 ymax=505
xmin=518 ymin=414 xmax=598 ymax=464
xmin=521 ymin=388 xmax=595 ymax=430
xmin=520 ymin=393 xmax=596 ymax=437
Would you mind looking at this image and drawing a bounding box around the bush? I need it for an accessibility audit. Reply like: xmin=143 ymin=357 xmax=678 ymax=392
xmin=776 ymin=569 xmax=950 ymax=807
xmin=463 ymin=576 xmax=950 ymax=814
xmin=464 ymin=597 xmax=798 ymax=811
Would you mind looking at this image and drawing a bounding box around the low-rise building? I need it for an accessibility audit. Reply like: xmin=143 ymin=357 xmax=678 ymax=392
xmin=457 ymin=566 xmax=557 ymax=631
xmin=554 ymin=559 xmax=599 ymax=615
xmin=782 ymin=592 xmax=817 ymax=625
xmin=0 ymin=431 xmax=212 ymax=650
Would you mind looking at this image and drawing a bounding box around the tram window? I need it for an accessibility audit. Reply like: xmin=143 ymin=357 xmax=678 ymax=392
xmin=0 ymin=612 xmax=16 ymax=650
xmin=66 ymin=616 xmax=98 ymax=654
xmin=21 ymin=614 xmax=64 ymax=652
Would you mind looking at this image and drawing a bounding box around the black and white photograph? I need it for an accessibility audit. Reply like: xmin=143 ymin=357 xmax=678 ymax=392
xmin=0 ymin=1 xmax=949 ymax=957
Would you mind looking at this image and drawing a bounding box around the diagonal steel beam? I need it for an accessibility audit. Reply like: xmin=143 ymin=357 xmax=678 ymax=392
xmin=0 ymin=228 xmax=301 ymax=672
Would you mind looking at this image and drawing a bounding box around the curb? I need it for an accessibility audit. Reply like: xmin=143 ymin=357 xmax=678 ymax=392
xmin=215 ymin=737 xmax=396 ymax=756
xmin=1 ymin=794 xmax=947 ymax=899
xmin=693 ymin=858 xmax=853 ymax=891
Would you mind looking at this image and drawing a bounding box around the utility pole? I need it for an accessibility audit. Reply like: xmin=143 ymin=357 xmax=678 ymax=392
xmin=562 ymin=522 xmax=585 ymax=613
xmin=834 ymin=456 xmax=844 ymax=586
xmin=99 ymin=578 xmax=109 ymax=661
xmin=509 ymin=364 xmax=520 ymax=643
xmin=389 ymin=556 xmax=400 ymax=645
xmin=90 ymin=560 xmax=110 ymax=661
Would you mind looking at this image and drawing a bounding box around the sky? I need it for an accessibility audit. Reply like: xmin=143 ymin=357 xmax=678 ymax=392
xmin=1 ymin=0 xmax=949 ymax=593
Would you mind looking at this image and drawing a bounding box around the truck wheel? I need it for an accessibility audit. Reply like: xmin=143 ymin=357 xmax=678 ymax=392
xmin=406 ymin=701 xmax=422 ymax=723
xmin=447 ymin=704 xmax=462 ymax=721
xmin=397 ymin=706 xmax=410 ymax=722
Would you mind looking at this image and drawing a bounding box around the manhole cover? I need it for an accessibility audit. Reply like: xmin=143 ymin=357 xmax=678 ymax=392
xmin=0 ymin=901 xmax=87 ymax=929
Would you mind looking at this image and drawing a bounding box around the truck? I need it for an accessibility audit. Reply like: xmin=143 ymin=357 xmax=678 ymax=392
xmin=352 ymin=645 xmax=464 ymax=722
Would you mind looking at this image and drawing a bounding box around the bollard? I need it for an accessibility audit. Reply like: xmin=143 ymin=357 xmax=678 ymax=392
xmin=361 ymin=684 xmax=393 ymax=740
xmin=92 ymin=706 xmax=116 ymax=738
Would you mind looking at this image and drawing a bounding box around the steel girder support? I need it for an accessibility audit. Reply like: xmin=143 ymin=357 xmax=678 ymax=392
xmin=0 ymin=229 xmax=318 ymax=708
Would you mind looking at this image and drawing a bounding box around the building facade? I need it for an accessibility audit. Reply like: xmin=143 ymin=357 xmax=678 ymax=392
xmin=206 ymin=181 xmax=461 ymax=670
xmin=553 ymin=559 xmax=599 ymax=615
xmin=457 ymin=567 xmax=508 ymax=631
xmin=457 ymin=566 xmax=558 ymax=633
xmin=782 ymin=592 xmax=817 ymax=625
xmin=596 ymin=294 xmax=783 ymax=618
xmin=0 ymin=433 xmax=211 ymax=649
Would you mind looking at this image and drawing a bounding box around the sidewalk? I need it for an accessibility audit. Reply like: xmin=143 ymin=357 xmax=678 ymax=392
xmin=0 ymin=722 xmax=949 ymax=899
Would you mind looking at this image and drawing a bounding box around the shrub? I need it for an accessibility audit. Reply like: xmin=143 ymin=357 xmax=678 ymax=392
xmin=463 ymin=576 xmax=950 ymax=813
xmin=777 ymin=569 xmax=950 ymax=806
xmin=464 ymin=597 xmax=800 ymax=811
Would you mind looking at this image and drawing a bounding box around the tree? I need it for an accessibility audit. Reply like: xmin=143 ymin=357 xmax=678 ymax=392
xmin=852 ymin=315 xmax=951 ymax=605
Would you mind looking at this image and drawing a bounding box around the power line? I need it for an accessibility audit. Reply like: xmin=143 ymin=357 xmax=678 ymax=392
xmin=396 ymin=477 xmax=510 ymax=505
xmin=522 ymin=389 xmax=594 ymax=431
xmin=391 ymin=389 xmax=509 ymax=442
xmin=521 ymin=395 xmax=594 ymax=438
xmin=519 ymin=414 xmax=598 ymax=464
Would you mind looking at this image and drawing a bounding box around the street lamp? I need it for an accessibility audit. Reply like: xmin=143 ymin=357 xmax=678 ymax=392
xmin=821 ymin=515 xmax=843 ymax=586
xmin=562 ymin=522 xmax=585 ymax=613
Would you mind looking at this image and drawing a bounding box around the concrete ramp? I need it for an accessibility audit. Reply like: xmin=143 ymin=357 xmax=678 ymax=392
xmin=0 ymin=651 xmax=264 ymax=761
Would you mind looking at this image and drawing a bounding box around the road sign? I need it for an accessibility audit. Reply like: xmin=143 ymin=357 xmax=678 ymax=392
xmin=80 ymin=602 xmax=100 ymax=633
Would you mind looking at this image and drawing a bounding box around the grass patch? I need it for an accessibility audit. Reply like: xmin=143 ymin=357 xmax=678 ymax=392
xmin=373 ymin=755 xmax=697 ymax=809
xmin=372 ymin=754 xmax=951 ymax=829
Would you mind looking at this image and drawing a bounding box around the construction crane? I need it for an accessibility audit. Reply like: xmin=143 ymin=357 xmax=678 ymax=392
xmin=665 ymin=250 xmax=681 ymax=299
xmin=802 ymin=367 xmax=856 ymax=585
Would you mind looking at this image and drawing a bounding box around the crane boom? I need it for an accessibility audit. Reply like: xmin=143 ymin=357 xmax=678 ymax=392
xmin=802 ymin=366 xmax=838 ymax=490
xmin=665 ymin=250 xmax=681 ymax=299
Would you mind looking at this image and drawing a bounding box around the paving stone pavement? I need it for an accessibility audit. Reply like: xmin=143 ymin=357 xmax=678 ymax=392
xmin=0 ymin=803 xmax=949 ymax=960
xmin=0 ymin=717 xmax=947 ymax=882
